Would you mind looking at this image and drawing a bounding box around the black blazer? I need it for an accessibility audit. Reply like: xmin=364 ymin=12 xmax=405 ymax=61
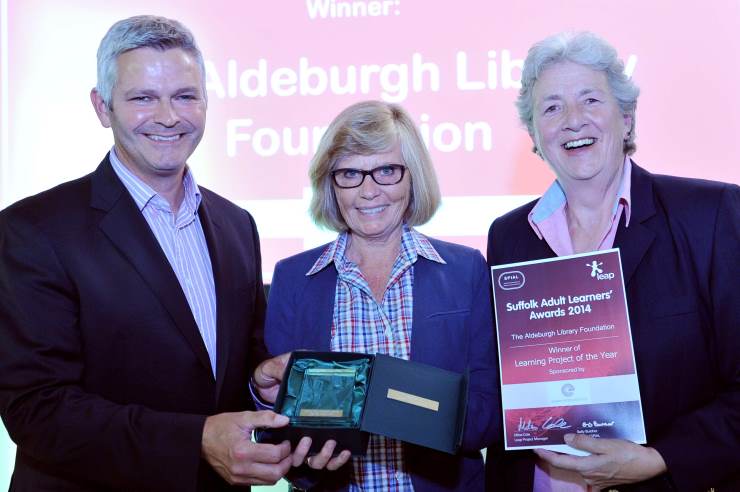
xmin=0 ymin=156 xmax=268 ymax=491
xmin=485 ymin=163 xmax=740 ymax=492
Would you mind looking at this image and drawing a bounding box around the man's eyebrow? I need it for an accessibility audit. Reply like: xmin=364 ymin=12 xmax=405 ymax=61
xmin=174 ymin=86 xmax=201 ymax=94
xmin=122 ymin=88 xmax=158 ymax=97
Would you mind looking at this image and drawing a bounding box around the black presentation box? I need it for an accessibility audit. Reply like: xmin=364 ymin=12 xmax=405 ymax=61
xmin=256 ymin=351 xmax=468 ymax=455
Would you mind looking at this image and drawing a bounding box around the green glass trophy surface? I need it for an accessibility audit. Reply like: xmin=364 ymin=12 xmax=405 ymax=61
xmin=282 ymin=358 xmax=369 ymax=429
xmin=256 ymin=351 xmax=468 ymax=456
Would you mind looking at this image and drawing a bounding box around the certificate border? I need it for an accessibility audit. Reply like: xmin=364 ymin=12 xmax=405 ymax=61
xmin=491 ymin=248 xmax=646 ymax=453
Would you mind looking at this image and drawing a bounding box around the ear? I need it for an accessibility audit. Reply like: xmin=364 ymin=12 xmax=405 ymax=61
xmin=530 ymin=129 xmax=544 ymax=160
xmin=622 ymin=113 xmax=633 ymax=140
xmin=90 ymin=88 xmax=112 ymax=128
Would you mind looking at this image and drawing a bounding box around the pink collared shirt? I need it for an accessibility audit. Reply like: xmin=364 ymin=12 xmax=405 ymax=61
xmin=528 ymin=157 xmax=632 ymax=257
xmin=527 ymin=157 xmax=632 ymax=491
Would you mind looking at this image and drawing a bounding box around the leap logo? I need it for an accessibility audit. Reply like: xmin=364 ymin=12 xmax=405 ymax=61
xmin=586 ymin=260 xmax=615 ymax=280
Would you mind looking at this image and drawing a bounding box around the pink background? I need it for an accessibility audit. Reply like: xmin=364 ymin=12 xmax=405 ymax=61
xmin=3 ymin=1 xmax=740 ymax=281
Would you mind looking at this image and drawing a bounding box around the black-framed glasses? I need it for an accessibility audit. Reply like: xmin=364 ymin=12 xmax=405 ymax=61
xmin=331 ymin=164 xmax=406 ymax=189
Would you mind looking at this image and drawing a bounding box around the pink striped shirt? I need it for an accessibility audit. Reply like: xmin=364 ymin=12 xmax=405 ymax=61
xmin=110 ymin=149 xmax=218 ymax=376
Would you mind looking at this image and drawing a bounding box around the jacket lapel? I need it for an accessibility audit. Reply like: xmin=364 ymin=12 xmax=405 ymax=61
xmin=198 ymin=195 xmax=233 ymax=398
xmin=302 ymin=265 xmax=337 ymax=351
xmin=91 ymin=156 xmax=213 ymax=375
xmin=410 ymin=257 xmax=434 ymax=361
xmin=525 ymin=234 xmax=556 ymax=262
xmin=614 ymin=162 xmax=656 ymax=285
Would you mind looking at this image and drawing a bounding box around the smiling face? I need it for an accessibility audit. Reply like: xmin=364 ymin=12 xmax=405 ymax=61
xmin=91 ymin=47 xmax=206 ymax=184
xmin=531 ymin=61 xmax=631 ymax=187
xmin=333 ymin=144 xmax=411 ymax=243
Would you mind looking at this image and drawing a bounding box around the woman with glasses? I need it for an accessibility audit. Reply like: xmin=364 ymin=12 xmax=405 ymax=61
xmin=252 ymin=100 xmax=500 ymax=491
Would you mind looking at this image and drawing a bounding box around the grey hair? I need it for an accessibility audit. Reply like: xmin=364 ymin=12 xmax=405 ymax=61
xmin=95 ymin=15 xmax=205 ymax=108
xmin=309 ymin=100 xmax=441 ymax=232
xmin=517 ymin=31 xmax=640 ymax=155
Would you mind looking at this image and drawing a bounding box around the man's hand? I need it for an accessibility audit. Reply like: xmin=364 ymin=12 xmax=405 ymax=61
xmin=253 ymin=352 xmax=291 ymax=403
xmin=534 ymin=434 xmax=667 ymax=489
xmin=202 ymin=410 xmax=292 ymax=486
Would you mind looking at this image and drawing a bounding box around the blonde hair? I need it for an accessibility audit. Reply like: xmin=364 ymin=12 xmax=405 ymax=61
xmin=309 ymin=101 xmax=441 ymax=232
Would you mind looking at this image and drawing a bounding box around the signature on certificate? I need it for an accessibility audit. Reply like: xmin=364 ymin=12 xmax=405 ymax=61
xmin=517 ymin=418 xmax=538 ymax=431
xmin=543 ymin=416 xmax=571 ymax=430
xmin=517 ymin=416 xmax=571 ymax=432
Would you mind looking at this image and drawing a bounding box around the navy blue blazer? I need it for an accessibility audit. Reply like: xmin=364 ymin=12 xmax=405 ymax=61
xmin=485 ymin=163 xmax=740 ymax=492
xmin=0 ymin=156 xmax=268 ymax=491
xmin=265 ymin=236 xmax=500 ymax=491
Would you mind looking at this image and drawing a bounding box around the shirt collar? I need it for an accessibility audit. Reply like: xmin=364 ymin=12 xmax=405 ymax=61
xmin=306 ymin=223 xmax=445 ymax=276
xmin=109 ymin=147 xmax=202 ymax=214
xmin=528 ymin=156 xmax=633 ymax=239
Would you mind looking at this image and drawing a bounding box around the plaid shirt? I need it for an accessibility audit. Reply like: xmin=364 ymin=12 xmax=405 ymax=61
xmin=307 ymin=224 xmax=445 ymax=492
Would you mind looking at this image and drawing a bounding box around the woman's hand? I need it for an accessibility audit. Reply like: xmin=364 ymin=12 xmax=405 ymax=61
xmin=291 ymin=437 xmax=352 ymax=471
xmin=253 ymin=352 xmax=292 ymax=403
xmin=534 ymin=434 xmax=667 ymax=489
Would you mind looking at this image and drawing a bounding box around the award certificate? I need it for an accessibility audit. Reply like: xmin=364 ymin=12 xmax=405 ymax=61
xmin=492 ymin=249 xmax=646 ymax=454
